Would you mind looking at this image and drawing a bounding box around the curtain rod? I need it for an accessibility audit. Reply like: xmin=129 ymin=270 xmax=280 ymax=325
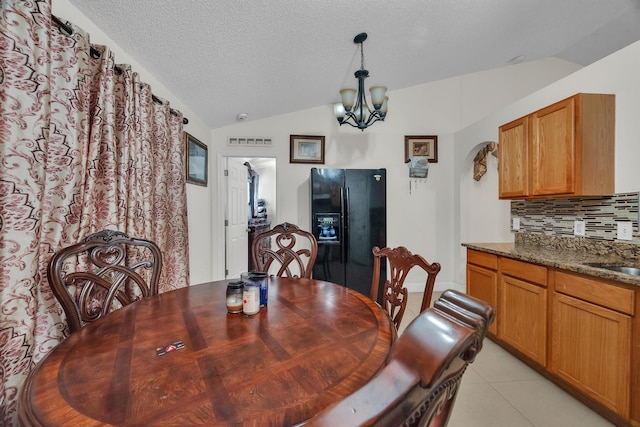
xmin=151 ymin=94 xmax=189 ymax=122
xmin=51 ymin=15 xmax=189 ymax=125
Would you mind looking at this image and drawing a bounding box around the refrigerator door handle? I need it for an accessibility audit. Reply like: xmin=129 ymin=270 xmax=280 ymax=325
xmin=342 ymin=186 xmax=349 ymax=264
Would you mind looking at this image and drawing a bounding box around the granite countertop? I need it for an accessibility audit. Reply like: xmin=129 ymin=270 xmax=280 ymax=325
xmin=463 ymin=234 xmax=640 ymax=287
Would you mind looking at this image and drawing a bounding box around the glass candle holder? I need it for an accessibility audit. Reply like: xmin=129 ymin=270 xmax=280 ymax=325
xmin=226 ymin=280 xmax=244 ymax=313
xmin=242 ymin=281 xmax=260 ymax=315
xmin=248 ymin=272 xmax=269 ymax=306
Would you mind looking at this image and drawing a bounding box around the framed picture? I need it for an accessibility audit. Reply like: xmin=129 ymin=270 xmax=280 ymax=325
xmin=185 ymin=132 xmax=208 ymax=186
xmin=290 ymin=135 xmax=325 ymax=164
xmin=404 ymin=135 xmax=438 ymax=163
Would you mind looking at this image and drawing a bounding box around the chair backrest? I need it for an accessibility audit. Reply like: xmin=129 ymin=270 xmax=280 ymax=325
xmin=304 ymin=289 xmax=495 ymax=427
xmin=47 ymin=229 xmax=162 ymax=333
xmin=369 ymin=246 xmax=442 ymax=330
xmin=251 ymin=222 xmax=318 ymax=279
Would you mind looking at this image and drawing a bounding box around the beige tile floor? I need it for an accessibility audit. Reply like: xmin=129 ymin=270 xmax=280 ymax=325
xmin=400 ymin=292 xmax=615 ymax=427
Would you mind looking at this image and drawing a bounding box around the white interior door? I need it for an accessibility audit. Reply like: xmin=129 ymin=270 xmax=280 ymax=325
xmin=225 ymin=158 xmax=249 ymax=278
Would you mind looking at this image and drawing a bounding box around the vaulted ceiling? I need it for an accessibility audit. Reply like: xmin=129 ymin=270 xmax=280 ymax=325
xmin=66 ymin=0 xmax=640 ymax=129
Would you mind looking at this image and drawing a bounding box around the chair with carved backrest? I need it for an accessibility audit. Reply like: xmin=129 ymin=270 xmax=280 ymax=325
xmin=304 ymin=289 xmax=495 ymax=427
xmin=370 ymin=246 xmax=442 ymax=331
xmin=47 ymin=229 xmax=163 ymax=333
xmin=251 ymin=222 xmax=318 ymax=279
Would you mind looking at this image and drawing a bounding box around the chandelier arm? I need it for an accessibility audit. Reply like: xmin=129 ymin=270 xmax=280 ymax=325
xmin=344 ymin=110 xmax=365 ymax=124
xmin=338 ymin=116 xmax=363 ymax=129
xmin=364 ymin=111 xmax=382 ymax=127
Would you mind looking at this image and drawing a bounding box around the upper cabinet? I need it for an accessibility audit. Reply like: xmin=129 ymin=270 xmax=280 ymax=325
xmin=498 ymin=93 xmax=615 ymax=199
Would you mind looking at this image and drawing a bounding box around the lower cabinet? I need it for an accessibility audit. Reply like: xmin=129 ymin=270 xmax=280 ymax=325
xmin=499 ymin=274 xmax=547 ymax=366
xmin=466 ymin=250 xmax=498 ymax=336
xmin=498 ymin=257 xmax=547 ymax=366
xmin=551 ymin=271 xmax=633 ymax=419
xmin=465 ymin=249 xmax=637 ymax=425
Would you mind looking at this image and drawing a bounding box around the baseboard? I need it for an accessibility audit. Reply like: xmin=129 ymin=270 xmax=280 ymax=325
xmin=405 ymin=281 xmax=465 ymax=294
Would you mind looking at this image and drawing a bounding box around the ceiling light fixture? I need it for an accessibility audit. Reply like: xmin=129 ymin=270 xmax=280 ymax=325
xmin=334 ymin=33 xmax=388 ymax=131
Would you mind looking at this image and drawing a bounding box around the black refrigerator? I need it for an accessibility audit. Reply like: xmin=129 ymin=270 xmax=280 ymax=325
xmin=310 ymin=168 xmax=386 ymax=301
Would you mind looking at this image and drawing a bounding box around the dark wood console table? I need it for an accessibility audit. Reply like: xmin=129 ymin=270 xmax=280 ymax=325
xmin=248 ymin=221 xmax=271 ymax=271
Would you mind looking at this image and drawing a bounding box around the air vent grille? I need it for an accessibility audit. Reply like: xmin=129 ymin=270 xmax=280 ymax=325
xmin=228 ymin=137 xmax=272 ymax=146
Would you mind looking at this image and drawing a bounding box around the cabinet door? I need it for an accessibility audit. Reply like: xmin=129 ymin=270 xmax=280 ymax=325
xmin=499 ymin=275 xmax=547 ymax=365
xmin=530 ymin=97 xmax=575 ymax=196
xmin=498 ymin=117 xmax=528 ymax=198
xmin=551 ymin=293 xmax=630 ymax=418
xmin=466 ymin=264 xmax=498 ymax=335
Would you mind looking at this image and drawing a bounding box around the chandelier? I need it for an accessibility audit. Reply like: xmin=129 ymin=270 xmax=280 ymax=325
xmin=334 ymin=33 xmax=388 ymax=131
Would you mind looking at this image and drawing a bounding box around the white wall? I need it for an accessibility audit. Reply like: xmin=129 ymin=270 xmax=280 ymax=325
xmin=53 ymin=0 xmax=214 ymax=284
xmin=454 ymin=40 xmax=640 ymax=285
xmin=211 ymin=59 xmax=582 ymax=287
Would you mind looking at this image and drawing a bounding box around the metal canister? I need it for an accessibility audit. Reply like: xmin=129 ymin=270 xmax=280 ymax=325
xmin=226 ymin=280 xmax=244 ymax=313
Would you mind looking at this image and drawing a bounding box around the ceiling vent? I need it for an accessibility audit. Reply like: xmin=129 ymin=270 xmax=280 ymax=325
xmin=228 ymin=137 xmax=273 ymax=146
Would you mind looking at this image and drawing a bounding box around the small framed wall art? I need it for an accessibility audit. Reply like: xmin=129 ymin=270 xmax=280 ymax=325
xmin=185 ymin=132 xmax=208 ymax=186
xmin=290 ymin=134 xmax=325 ymax=164
xmin=404 ymin=135 xmax=438 ymax=163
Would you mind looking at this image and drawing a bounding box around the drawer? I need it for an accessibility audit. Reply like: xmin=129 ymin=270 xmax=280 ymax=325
xmin=554 ymin=270 xmax=634 ymax=316
xmin=467 ymin=249 xmax=498 ymax=270
xmin=500 ymin=257 xmax=547 ymax=286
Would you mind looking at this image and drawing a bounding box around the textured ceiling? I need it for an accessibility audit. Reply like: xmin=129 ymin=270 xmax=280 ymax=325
xmin=65 ymin=0 xmax=640 ymax=129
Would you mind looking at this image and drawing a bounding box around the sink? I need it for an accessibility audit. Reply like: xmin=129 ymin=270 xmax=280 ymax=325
xmin=585 ymin=263 xmax=640 ymax=276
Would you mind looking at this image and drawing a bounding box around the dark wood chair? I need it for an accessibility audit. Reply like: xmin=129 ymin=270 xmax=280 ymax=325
xmin=251 ymin=222 xmax=318 ymax=279
xmin=369 ymin=246 xmax=442 ymax=330
xmin=47 ymin=229 xmax=162 ymax=333
xmin=304 ymin=289 xmax=495 ymax=427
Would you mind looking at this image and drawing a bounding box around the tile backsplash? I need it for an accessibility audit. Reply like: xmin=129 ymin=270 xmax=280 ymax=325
xmin=511 ymin=192 xmax=639 ymax=242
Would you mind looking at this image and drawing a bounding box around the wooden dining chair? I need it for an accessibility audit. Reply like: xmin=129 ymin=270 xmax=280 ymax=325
xmin=304 ymin=289 xmax=495 ymax=427
xmin=369 ymin=246 xmax=442 ymax=330
xmin=251 ymin=222 xmax=318 ymax=279
xmin=47 ymin=229 xmax=162 ymax=333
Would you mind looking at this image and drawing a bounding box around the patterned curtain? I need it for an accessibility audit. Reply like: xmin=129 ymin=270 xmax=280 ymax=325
xmin=0 ymin=2 xmax=190 ymax=425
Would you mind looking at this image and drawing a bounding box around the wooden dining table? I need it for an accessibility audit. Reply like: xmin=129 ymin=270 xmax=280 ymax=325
xmin=19 ymin=277 xmax=394 ymax=426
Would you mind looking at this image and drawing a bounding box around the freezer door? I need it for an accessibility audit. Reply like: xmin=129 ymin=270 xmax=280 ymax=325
xmin=310 ymin=168 xmax=345 ymax=214
xmin=345 ymin=169 xmax=387 ymax=298
xmin=311 ymin=169 xmax=347 ymax=285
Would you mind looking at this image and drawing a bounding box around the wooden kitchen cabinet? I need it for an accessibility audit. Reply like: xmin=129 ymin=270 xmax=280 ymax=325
xmin=466 ymin=249 xmax=498 ymax=335
xmin=498 ymin=117 xmax=528 ymax=198
xmin=498 ymin=93 xmax=614 ymax=199
xmin=498 ymin=257 xmax=547 ymax=366
xmin=551 ymin=271 xmax=633 ymax=418
xmin=464 ymin=247 xmax=638 ymax=425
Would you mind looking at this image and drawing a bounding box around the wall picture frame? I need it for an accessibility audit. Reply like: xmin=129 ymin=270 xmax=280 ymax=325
xmin=404 ymin=135 xmax=438 ymax=163
xmin=185 ymin=132 xmax=208 ymax=186
xmin=290 ymin=135 xmax=325 ymax=164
